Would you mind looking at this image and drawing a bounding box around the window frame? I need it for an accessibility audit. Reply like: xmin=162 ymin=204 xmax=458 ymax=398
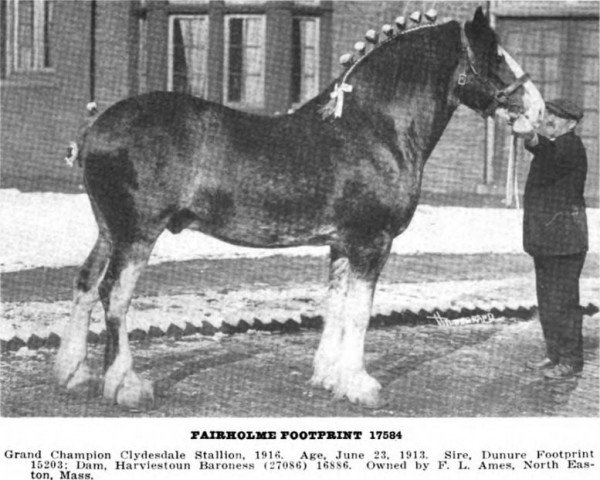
xmin=137 ymin=1 xmax=332 ymax=112
xmin=167 ymin=13 xmax=210 ymax=98
xmin=137 ymin=13 xmax=148 ymax=94
xmin=291 ymin=15 xmax=320 ymax=107
xmin=222 ymin=13 xmax=267 ymax=109
xmin=7 ymin=0 xmax=54 ymax=75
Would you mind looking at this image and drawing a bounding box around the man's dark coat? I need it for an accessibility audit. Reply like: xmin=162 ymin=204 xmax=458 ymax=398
xmin=523 ymin=131 xmax=588 ymax=256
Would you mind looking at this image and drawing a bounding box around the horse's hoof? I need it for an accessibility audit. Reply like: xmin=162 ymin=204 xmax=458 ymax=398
xmin=309 ymin=372 xmax=337 ymax=391
xmin=333 ymin=370 xmax=382 ymax=408
xmin=117 ymin=372 xmax=155 ymax=409
xmin=104 ymin=370 xmax=154 ymax=409
xmin=54 ymin=356 xmax=93 ymax=390
xmin=309 ymin=362 xmax=340 ymax=391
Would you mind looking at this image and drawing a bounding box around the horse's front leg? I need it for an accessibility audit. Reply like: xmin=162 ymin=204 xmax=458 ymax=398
xmin=312 ymin=235 xmax=391 ymax=407
xmin=331 ymin=269 xmax=383 ymax=407
xmin=311 ymin=247 xmax=349 ymax=389
xmin=336 ymin=235 xmax=392 ymax=407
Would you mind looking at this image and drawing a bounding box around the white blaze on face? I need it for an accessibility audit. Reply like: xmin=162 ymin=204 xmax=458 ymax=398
xmin=498 ymin=46 xmax=545 ymax=127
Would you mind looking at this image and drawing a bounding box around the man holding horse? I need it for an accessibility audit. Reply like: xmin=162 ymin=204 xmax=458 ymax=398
xmin=512 ymin=99 xmax=588 ymax=380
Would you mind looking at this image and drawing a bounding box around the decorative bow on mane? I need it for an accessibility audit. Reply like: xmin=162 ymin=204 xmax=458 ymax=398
xmin=330 ymin=83 xmax=353 ymax=118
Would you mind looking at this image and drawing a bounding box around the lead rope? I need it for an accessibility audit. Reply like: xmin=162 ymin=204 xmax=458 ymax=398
xmin=513 ymin=136 xmax=520 ymax=209
xmin=504 ymin=134 xmax=520 ymax=208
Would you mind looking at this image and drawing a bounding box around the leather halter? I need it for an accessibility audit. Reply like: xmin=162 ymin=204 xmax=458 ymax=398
xmin=458 ymin=24 xmax=530 ymax=117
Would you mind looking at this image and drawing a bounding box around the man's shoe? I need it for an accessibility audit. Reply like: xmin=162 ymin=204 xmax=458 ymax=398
xmin=525 ymin=357 xmax=555 ymax=370
xmin=543 ymin=363 xmax=582 ymax=380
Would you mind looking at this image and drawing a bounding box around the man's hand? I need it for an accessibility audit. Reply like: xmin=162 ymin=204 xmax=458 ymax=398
xmin=512 ymin=115 xmax=538 ymax=146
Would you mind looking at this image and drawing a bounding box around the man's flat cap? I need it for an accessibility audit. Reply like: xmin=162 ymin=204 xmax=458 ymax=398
xmin=546 ymin=98 xmax=584 ymax=121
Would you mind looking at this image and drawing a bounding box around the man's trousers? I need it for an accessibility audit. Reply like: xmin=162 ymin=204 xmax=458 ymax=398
xmin=533 ymin=252 xmax=586 ymax=369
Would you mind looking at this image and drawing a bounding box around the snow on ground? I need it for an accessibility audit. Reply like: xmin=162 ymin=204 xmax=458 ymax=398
xmin=1 ymin=188 xmax=598 ymax=272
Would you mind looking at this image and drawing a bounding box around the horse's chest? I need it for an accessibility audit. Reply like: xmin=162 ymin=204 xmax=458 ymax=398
xmin=330 ymin=149 xmax=420 ymax=239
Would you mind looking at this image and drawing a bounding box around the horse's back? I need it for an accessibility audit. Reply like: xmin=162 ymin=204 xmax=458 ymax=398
xmin=83 ymin=91 xmax=332 ymax=178
xmin=81 ymin=92 xmax=340 ymax=246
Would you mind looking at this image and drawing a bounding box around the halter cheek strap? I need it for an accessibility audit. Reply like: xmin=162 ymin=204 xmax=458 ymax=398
xmin=458 ymin=23 xmax=531 ymax=117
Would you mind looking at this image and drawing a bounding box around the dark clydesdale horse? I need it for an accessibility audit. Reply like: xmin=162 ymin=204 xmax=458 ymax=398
xmin=55 ymin=8 xmax=543 ymax=408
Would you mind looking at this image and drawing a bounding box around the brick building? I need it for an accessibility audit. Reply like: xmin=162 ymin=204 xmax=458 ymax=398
xmin=1 ymin=0 xmax=598 ymax=205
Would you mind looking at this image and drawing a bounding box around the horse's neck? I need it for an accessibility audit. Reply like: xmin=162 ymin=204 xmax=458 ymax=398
xmin=349 ymin=24 xmax=460 ymax=170
xmin=385 ymin=86 xmax=456 ymax=167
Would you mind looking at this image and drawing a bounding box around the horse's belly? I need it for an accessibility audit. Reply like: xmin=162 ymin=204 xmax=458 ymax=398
xmin=176 ymin=179 xmax=337 ymax=247
xmin=184 ymin=213 xmax=338 ymax=248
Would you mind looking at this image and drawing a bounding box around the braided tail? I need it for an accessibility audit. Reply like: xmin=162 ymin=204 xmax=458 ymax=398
xmin=65 ymin=101 xmax=98 ymax=167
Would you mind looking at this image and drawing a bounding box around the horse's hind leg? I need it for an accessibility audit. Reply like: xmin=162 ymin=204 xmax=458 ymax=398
xmin=99 ymin=237 xmax=156 ymax=408
xmin=54 ymin=232 xmax=111 ymax=389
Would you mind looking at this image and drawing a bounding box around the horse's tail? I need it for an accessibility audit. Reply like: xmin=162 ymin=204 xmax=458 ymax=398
xmin=65 ymin=101 xmax=99 ymax=167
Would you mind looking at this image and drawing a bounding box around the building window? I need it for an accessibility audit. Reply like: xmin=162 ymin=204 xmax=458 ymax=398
xmin=168 ymin=15 xmax=209 ymax=97
xmin=291 ymin=17 xmax=319 ymax=105
xmin=224 ymin=14 xmax=266 ymax=108
xmin=223 ymin=1 xmax=264 ymax=4
xmin=137 ymin=15 xmax=148 ymax=93
xmin=9 ymin=0 xmax=53 ymax=72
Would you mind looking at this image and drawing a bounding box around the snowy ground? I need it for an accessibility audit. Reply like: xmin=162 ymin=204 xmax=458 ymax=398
xmin=2 ymin=189 xmax=598 ymax=273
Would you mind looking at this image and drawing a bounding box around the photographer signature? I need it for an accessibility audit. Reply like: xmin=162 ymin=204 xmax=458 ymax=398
xmin=427 ymin=310 xmax=496 ymax=327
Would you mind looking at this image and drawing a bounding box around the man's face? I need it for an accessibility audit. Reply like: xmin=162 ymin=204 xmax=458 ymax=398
xmin=541 ymin=111 xmax=576 ymax=139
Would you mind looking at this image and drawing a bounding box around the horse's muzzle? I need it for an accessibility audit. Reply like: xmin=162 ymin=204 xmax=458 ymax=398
xmin=483 ymin=73 xmax=530 ymax=118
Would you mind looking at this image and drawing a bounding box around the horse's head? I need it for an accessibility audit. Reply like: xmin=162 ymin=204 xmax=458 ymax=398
xmin=453 ymin=7 xmax=544 ymax=125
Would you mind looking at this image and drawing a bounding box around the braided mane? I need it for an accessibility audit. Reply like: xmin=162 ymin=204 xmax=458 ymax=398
xmin=320 ymin=19 xmax=454 ymax=119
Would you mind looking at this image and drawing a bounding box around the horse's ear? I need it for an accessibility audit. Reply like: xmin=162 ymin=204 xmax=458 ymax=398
xmin=472 ymin=6 xmax=489 ymax=31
